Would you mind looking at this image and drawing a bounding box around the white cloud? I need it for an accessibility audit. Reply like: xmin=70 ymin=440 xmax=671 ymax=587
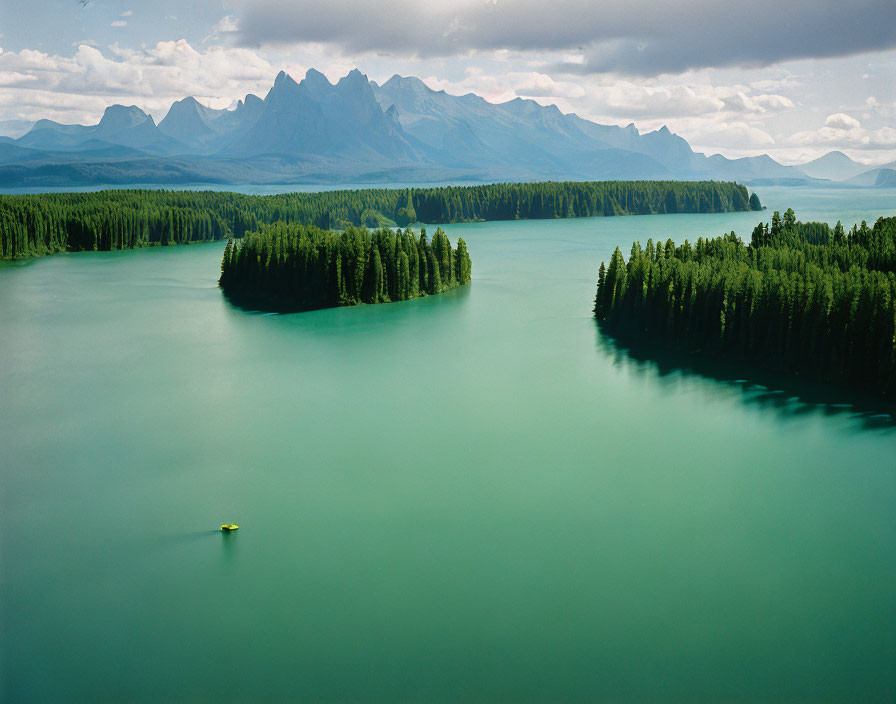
xmin=695 ymin=120 xmax=776 ymax=148
xmin=205 ymin=15 xmax=241 ymax=45
xmin=791 ymin=112 xmax=896 ymax=150
xmin=572 ymin=79 xmax=795 ymax=122
xmin=210 ymin=15 xmax=239 ymax=37
xmin=0 ymin=40 xmax=278 ymax=124
xmin=120 ymin=11 xmax=133 ymax=17
xmin=635 ymin=113 xmax=777 ymax=155
xmin=424 ymin=70 xmax=585 ymax=104
xmin=750 ymin=94 xmax=795 ymax=111
xmin=749 ymin=76 xmax=802 ymax=92
xmin=825 ymin=112 xmax=860 ymax=130
xmin=111 ymin=20 xmax=127 ymax=28
xmin=594 ymin=81 xmax=724 ymax=118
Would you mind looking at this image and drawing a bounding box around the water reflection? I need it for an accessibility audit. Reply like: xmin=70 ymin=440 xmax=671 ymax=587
xmin=148 ymin=529 xmax=222 ymax=549
xmin=595 ymin=325 xmax=896 ymax=432
xmin=220 ymin=530 xmax=239 ymax=562
xmin=221 ymin=280 xmax=471 ymax=319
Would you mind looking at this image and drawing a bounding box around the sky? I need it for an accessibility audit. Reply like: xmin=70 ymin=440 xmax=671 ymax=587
xmin=0 ymin=0 xmax=894 ymax=165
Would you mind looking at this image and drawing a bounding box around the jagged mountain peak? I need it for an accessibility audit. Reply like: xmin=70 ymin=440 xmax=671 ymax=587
xmin=239 ymin=94 xmax=263 ymax=109
xmin=304 ymin=67 xmax=328 ymax=81
xmin=163 ymin=96 xmax=215 ymax=122
xmin=499 ymin=96 xmax=559 ymax=118
xmin=302 ymin=67 xmax=331 ymax=86
xmin=269 ymin=71 xmax=302 ymax=96
xmin=225 ymin=67 xmax=419 ymax=162
xmin=298 ymin=68 xmax=332 ymax=99
xmin=384 ymin=104 xmax=401 ymax=127
xmin=337 ymin=68 xmax=371 ymax=91
xmin=99 ymin=105 xmax=153 ymax=130
xmin=162 ymin=97 xmax=203 ymax=118
xmin=382 ymin=74 xmax=430 ymax=92
xmin=9 ymin=67 xmax=821 ymax=185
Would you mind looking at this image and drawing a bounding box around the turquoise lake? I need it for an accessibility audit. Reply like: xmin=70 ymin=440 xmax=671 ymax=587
xmin=2 ymin=186 xmax=895 ymax=702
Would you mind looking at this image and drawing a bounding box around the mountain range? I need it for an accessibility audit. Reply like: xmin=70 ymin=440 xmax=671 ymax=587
xmin=0 ymin=68 xmax=890 ymax=188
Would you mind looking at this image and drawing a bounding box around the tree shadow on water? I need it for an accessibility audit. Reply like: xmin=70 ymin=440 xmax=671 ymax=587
xmin=221 ymin=282 xmax=471 ymax=316
xmin=595 ymin=325 xmax=896 ymax=432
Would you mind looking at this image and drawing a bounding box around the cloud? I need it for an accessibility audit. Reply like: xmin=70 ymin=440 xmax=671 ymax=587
xmin=111 ymin=20 xmax=127 ymax=28
xmin=574 ymin=79 xmax=795 ymax=122
xmin=0 ymin=40 xmax=277 ymax=124
xmin=213 ymin=15 xmax=239 ymax=34
xmin=120 ymin=10 xmax=133 ymax=17
xmin=423 ymin=69 xmax=585 ymax=104
xmin=749 ymin=77 xmax=801 ymax=92
xmin=230 ymin=0 xmax=896 ymax=75
xmin=593 ymin=82 xmax=725 ymax=118
xmin=693 ymin=120 xmax=776 ymax=148
xmin=205 ymin=15 xmax=240 ymax=44
xmin=791 ymin=113 xmax=896 ymax=150
xmin=512 ymin=75 xmax=585 ymax=99
xmin=824 ymin=112 xmax=860 ymax=130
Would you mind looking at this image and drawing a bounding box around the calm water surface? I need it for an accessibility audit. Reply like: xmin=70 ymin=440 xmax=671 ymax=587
xmin=2 ymin=187 xmax=895 ymax=702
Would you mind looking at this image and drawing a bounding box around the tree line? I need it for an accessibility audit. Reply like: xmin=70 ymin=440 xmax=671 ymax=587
xmin=0 ymin=180 xmax=759 ymax=260
xmin=593 ymin=209 xmax=896 ymax=397
xmin=219 ymin=223 xmax=472 ymax=311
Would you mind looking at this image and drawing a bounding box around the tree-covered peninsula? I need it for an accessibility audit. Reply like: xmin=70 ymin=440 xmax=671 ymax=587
xmin=593 ymin=210 xmax=896 ymax=397
xmin=0 ymin=180 xmax=758 ymax=260
xmin=219 ymin=223 xmax=471 ymax=311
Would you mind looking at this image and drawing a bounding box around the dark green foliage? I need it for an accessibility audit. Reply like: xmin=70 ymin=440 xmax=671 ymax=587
xmin=455 ymin=238 xmax=471 ymax=285
xmin=749 ymin=192 xmax=762 ymax=211
xmin=593 ymin=210 xmax=896 ymax=397
xmin=219 ymin=223 xmax=472 ymax=311
xmin=1 ymin=180 xmax=752 ymax=260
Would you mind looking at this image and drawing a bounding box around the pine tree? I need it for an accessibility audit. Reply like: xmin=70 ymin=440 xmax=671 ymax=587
xmin=455 ymin=238 xmax=471 ymax=285
xmin=220 ymin=239 xmax=233 ymax=285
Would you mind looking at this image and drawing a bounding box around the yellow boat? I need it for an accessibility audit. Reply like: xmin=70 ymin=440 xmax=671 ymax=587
xmin=220 ymin=524 xmax=239 ymax=532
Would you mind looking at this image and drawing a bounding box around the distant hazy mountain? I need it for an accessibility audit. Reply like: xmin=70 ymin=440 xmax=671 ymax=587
xmin=1 ymin=68 xmax=845 ymax=188
xmin=158 ymin=95 xmax=260 ymax=150
xmin=796 ymin=151 xmax=873 ymax=181
xmin=842 ymin=159 xmax=896 ymax=186
xmin=17 ymin=120 xmax=95 ymax=150
xmin=228 ymin=70 xmax=420 ymax=163
xmin=370 ymin=75 xmax=668 ymax=179
xmin=370 ymin=74 xmax=811 ymax=183
xmin=874 ymin=169 xmax=896 ymax=187
xmin=18 ymin=105 xmax=183 ymax=155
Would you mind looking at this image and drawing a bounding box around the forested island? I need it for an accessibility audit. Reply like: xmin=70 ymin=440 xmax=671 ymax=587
xmin=593 ymin=210 xmax=896 ymax=397
xmin=0 ymin=180 xmax=759 ymax=260
xmin=219 ymin=224 xmax=471 ymax=311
